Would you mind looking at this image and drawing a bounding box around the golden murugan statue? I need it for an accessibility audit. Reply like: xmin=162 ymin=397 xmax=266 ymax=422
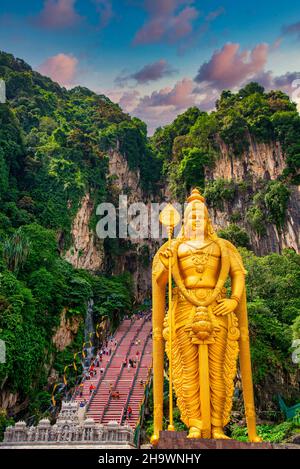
xmin=151 ymin=188 xmax=261 ymax=444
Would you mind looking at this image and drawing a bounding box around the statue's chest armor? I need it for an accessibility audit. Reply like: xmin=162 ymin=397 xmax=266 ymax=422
xmin=177 ymin=240 xmax=221 ymax=286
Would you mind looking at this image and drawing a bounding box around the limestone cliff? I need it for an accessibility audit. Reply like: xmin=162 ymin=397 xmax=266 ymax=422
xmin=214 ymin=135 xmax=286 ymax=181
xmin=64 ymin=139 xmax=298 ymax=297
xmin=206 ymin=137 xmax=300 ymax=255
xmin=52 ymin=309 xmax=82 ymax=352
xmin=65 ymin=193 xmax=104 ymax=271
xmin=106 ymin=149 xmax=158 ymax=302
xmin=63 ymin=149 xmax=158 ymax=302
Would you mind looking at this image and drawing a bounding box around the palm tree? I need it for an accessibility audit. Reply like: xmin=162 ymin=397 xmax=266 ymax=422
xmin=3 ymin=229 xmax=31 ymax=273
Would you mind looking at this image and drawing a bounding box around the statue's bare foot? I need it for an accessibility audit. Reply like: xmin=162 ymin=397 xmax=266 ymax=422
xmin=212 ymin=427 xmax=230 ymax=439
xmin=150 ymin=434 xmax=159 ymax=445
xmin=251 ymin=435 xmax=262 ymax=443
xmin=187 ymin=427 xmax=201 ymax=439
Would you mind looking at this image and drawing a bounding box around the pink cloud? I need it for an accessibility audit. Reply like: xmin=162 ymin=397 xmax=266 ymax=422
xmin=133 ymin=0 xmax=199 ymax=45
xmin=138 ymin=78 xmax=196 ymax=109
xmin=118 ymin=90 xmax=141 ymax=112
xmin=195 ymin=42 xmax=269 ymax=89
xmin=33 ymin=0 xmax=82 ymax=29
xmin=38 ymin=53 xmax=78 ymax=86
xmin=127 ymin=78 xmax=217 ymax=134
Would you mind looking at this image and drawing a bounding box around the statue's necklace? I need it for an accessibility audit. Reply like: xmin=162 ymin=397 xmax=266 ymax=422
xmin=185 ymin=241 xmax=214 ymax=274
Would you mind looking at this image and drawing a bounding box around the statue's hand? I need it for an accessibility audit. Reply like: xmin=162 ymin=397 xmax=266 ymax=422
xmin=214 ymin=298 xmax=238 ymax=316
xmin=159 ymin=247 xmax=174 ymax=269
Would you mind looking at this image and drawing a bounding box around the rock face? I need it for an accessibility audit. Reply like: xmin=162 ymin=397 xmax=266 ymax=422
xmin=108 ymin=149 xmax=143 ymax=198
xmin=215 ymin=135 xmax=286 ymax=181
xmin=206 ymin=137 xmax=300 ymax=255
xmin=0 ymin=391 xmax=19 ymax=410
xmin=65 ymin=193 xmax=104 ymax=271
xmin=64 ymin=140 xmax=299 ymax=298
xmin=64 ymin=149 xmax=161 ymax=302
xmin=52 ymin=309 xmax=82 ymax=351
xmin=106 ymin=149 xmax=159 ymax=302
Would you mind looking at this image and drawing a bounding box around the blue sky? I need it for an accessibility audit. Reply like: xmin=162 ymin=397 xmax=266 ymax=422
xmin=1 ymin=0 xmax=300 ymax=133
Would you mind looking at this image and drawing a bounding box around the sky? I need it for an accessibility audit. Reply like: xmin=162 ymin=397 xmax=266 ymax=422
xmin=1 ymin=0 xmax=300 ymax=134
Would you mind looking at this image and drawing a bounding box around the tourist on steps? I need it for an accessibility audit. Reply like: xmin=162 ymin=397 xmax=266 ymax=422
xmin=89 ymin=384 xmax=96 ymax=394
xmin=127 ymin=406 xmax=132 ymax=418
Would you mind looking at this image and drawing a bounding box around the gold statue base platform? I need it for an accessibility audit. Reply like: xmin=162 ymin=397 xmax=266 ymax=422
xmin=154 ymin=431 xmax=273 ymax=449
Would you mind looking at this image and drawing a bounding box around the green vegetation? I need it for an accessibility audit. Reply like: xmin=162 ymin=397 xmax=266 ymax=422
xmin=0 ymin=51 xmax=136 ymax=433
xmin=152 ymin=82 xmax=297 ymax=239
xmin=0 ymin=52 xmax=160 ymax=248
xmin=218 ymin=224 xmax=250 ymax=248
xmin=230 ymin=421 xmax=299 ymax=443
xmin=0 ymin=52 xmax=300 ymax=445
xmin=246 ymin=180 xmax=290 ymax=233
xmin=0 ymin=409 xmax=14 ymax=441
xmin=240 ymin=248 xmax=300 ymax=384
xmin=204 ymin=178 xmax=236 ymax=209
xmin=0 ymin=225 xmax=133 ymax=402
xmin=152 ymin=82 xmax=299 ymax=199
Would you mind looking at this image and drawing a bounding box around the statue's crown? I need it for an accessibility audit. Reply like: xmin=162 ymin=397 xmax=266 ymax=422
xmin=187 ymin=188 xmax=205 ymax=203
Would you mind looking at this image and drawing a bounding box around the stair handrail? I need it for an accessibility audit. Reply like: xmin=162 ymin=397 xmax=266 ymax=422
xmin=120 ymin=329 xmax=152 ymax=425
xmin=101 ymin=316 xmax=149 ymax=423
xmin=85 ymin=319 xmax=133 ymax=413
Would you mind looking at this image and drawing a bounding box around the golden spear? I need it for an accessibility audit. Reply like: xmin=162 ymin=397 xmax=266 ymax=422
xmin=159 ymin=203 xmax=180 ymax=431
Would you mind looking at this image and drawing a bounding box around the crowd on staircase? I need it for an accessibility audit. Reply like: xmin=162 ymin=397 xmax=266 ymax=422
xmin=73 ymin=311 xmax=152 ymax=429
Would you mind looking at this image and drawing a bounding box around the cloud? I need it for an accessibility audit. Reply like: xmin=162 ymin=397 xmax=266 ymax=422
xmin=178 ymin=6 xmax=225 ymax=56
xmin=136 ymin=78 xmax=196 ymax=109
xmin=118 ymin=90 xmax=141 ymax=112
xmin=33 ymin=0 xmax=82 ymax=29
xmin=106 ymin=38 xmax=299 ymax=134
xmin=282 ymin=21 xmax=300 ymax=39
xmin=205 ymin=7 xmax=225 ymax=22
xmin=38 ymin=53 xmax=78 ymax=86
xmin=94 ymin=0 xmax=113 ymax=28
xmin=127 ymin=78 xmax=218 ymax=134
xmin=251 ymin=70 xmax=300 ymax=96
xmin=195 ymin=42 xmax=269 ymax=89
xmin=115 ymin=59 xmax=177 ymax=87
xmin=133 ymin=0 xmax=199 ymax=45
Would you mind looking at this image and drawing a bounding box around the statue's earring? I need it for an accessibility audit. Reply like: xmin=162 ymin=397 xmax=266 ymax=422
xmin=207 ymin=220 xmax=214 ymax=236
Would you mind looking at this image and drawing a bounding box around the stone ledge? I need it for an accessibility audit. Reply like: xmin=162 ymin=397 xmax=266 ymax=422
xmin=154 ymin=431 xmax=300 ymax=449
xmin=0 ymin=443 xmax=135 ymax=449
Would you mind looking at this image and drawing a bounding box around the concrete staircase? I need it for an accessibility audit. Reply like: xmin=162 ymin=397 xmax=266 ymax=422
xmin=74 ymin=314 xmax=152 ymax=430
xmin=101 ymin=317 xmax=152 ymax=425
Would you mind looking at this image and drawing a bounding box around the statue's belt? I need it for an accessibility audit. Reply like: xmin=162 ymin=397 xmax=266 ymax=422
xmin=165 ymin=288 xmax=228 ymax=334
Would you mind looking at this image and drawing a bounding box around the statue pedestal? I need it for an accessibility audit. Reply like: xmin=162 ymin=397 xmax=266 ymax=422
xmin=155 ymin=431 xmax=273 ymax=449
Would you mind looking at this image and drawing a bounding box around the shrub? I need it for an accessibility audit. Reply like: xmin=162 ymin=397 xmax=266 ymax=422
xmin=218 ymin=224 xmax=250 ymax=248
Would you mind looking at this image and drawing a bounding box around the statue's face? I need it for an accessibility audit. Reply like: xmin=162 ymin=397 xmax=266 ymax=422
xmin=184 ymin=201 xmax=208 ymax=240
